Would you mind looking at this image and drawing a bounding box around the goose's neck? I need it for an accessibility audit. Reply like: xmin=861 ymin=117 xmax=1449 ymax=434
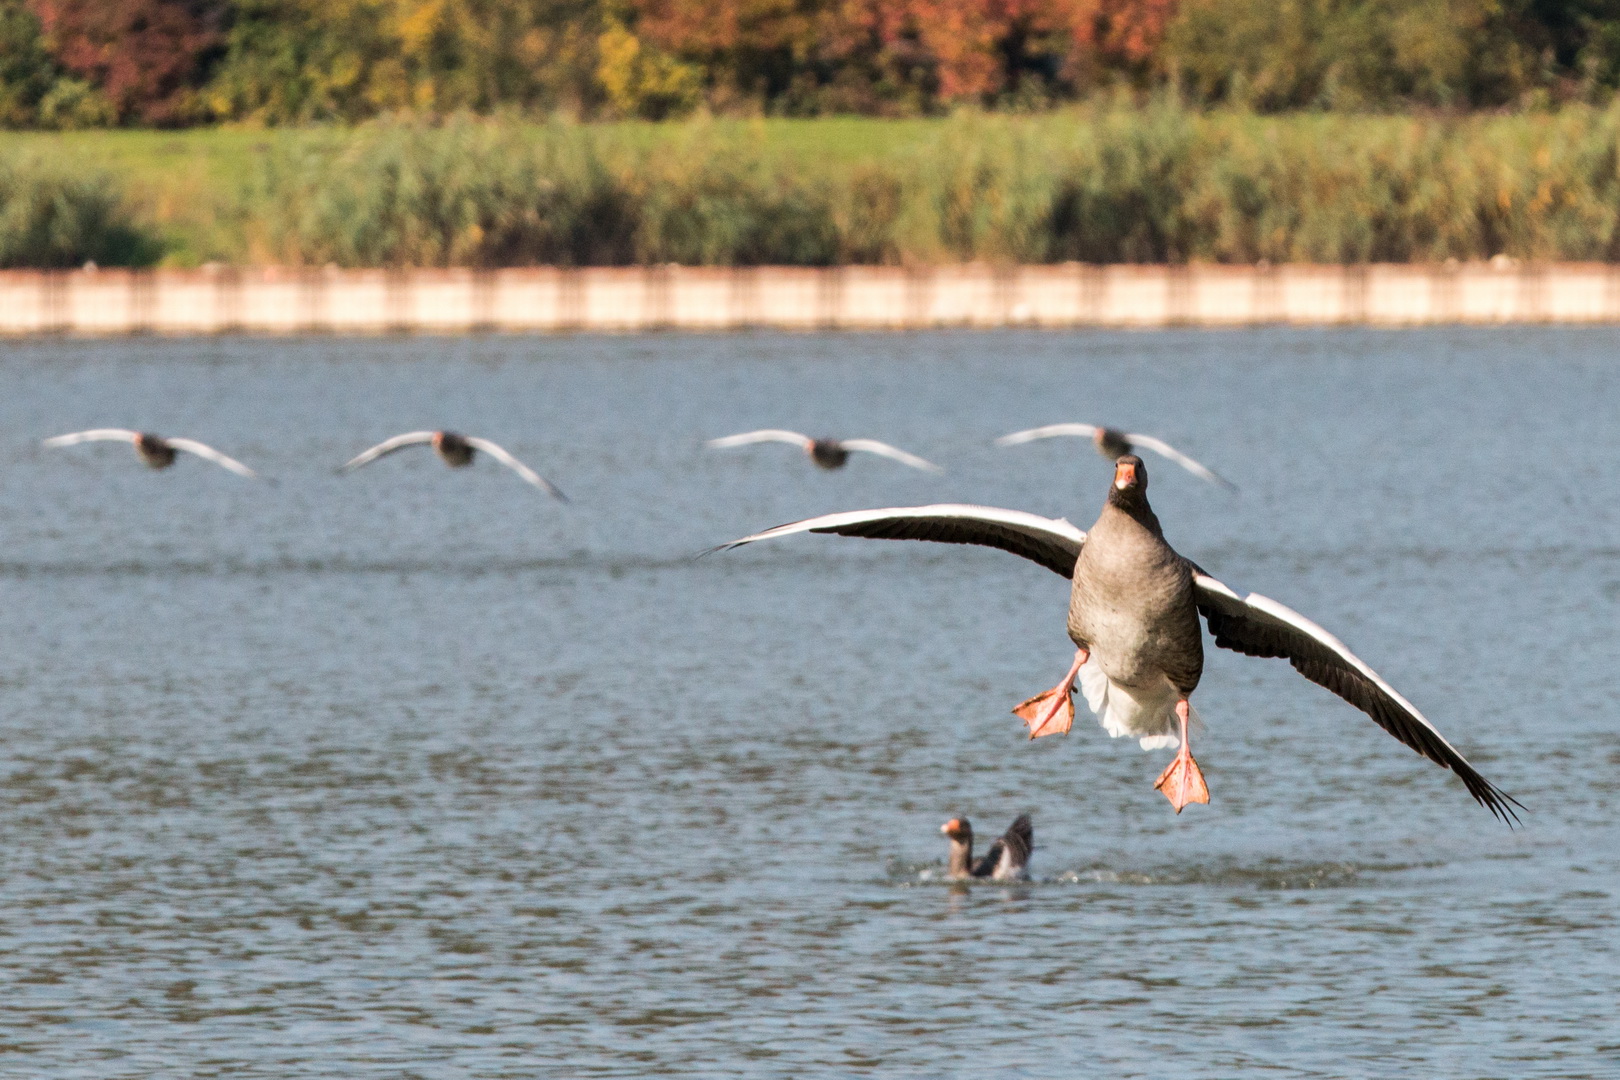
xmin=946 ymin=837 xmax=974 ymax=878
xmin=1104 ymin=489 xmax=1165 ymax=538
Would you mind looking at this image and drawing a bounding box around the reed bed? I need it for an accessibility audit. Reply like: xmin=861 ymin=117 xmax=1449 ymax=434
xmin=17 ymin=106 xmax=1620 ymax=267
xmin=0 ymin=154 xmax=156 ymax=267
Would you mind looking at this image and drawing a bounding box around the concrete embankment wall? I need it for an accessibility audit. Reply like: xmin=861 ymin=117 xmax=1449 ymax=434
xmin=3 ymin=262 xmax=1619 ymax=335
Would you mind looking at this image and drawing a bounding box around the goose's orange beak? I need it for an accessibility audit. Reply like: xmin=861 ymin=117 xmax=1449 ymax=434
xmin=1114 ymin=460 xmax=1137 ymax=489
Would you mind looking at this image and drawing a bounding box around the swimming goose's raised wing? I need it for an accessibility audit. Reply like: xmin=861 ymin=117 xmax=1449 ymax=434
xmin=463 ymin=437 xmax=568 ymax=501
xmin=712 ymin=504 xmax=1085 ymax=579
xmin=1192 ymin=571 xmax=1519 ymax=823
xmin=705 ymin=430 xmax=814 ymax=450
xmin=1126 ymin=433 xmax=1236 ymax=490
xmin=993 ymin=423 xmax=1099 ymax=446
xmin=974 ymin=814 xmax=1033 ymax=879
xmin=837 ymin=439 xmax=944 ymax=473
xmin=339 ymin=432 xmax=437 ymax=472
xmin=163 ymin=438 xmax=258 ymax=478
xmin=42 ymin=429 xmax=140 ymax=448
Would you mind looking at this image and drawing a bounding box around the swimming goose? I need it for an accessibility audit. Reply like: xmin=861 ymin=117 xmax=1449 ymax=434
xmin=706 ymin=430 xmax=943 ymax=473
xmin=942 ymin=814 xmax=1033 ymax=880
xmin=339 ymin=431 xmax=567 ymax=500
xmin=713 ymin=455 xmax=1517 ymax=822
xmin=42 ymin=429 xmax=257 ymax=478
xmin=996 ymin=423 xmax=1234 ymax=490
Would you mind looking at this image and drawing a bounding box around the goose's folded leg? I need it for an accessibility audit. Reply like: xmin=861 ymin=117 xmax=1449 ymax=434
xmin=1153 ymin=700 xmax=1209 ymax=812
xmin=1014 ymin=648 xmax=1087 ymax=739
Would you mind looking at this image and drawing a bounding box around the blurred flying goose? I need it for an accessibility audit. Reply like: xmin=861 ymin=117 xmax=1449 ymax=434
xmin=42 ymin=429 xmax=257 ymax=478
xmin=942 ymin=814 xmax=1032 ymax=881
xmin=714 ymin=455 xmax=1517 ymax=823
xmin=997 ymin=423 xmax=1235 ymax=490
xmin=706 ymin=430 xmax=943 ymax=473
xmin=339 ymin=431 xmax=566 ymax=500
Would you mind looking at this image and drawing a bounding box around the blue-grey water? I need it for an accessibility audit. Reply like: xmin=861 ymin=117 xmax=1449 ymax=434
xmin=0 ymin=328 xmax=1617 ymax=1077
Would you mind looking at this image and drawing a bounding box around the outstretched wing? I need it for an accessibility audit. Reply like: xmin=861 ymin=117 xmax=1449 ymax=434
xmin=42 ymin=429 xmax=139 ymax=448
xmin=705 ymin=430 xmax=813 ymax=450
xmin=1126 ymin=433 xmax=1237 ymax=490
xmin=1192 ymin=571 xmax=1519 ymax=823
xmin=993 ymin=423 xmax=1099 ymax=446
xmin=163 ymin=438 xmax=258 ymax=479
xmin=463 ymin=437 xmax=568 ymax=501
xmin=339 ymin=432 xmax=437 ymax=472
xmin=837 ymin=439 xmax=944 ymax=473
xmin=711 ymin=504 xmax=1085 ymax=579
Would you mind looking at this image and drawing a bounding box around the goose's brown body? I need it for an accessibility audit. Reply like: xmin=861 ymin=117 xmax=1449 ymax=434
xmin=1069 ymin=468 xmax=1203 ymax=704
xmin=433 ymin=431 xmax=475 ymax=467
xmin=808 ymin=439 xmax=850 ymax=469
xmin=1092 ymin=427 xmax=1134 ymax=460
xmin=133 ymin=433 xmax=177 ymax=469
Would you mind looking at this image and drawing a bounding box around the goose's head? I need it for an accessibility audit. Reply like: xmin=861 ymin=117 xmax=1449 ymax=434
xmin=1113 ymin=453 xmax=1145 ymax=493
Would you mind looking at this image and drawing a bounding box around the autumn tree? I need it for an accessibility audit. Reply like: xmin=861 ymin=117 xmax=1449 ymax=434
xmin=624 ymin=0 xmax=1176 ymax=112
xmin=29 ymin=0 xmax=226 ymax=124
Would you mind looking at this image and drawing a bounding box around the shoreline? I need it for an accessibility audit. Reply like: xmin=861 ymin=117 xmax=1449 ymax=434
xmin=2 ymin=261 xmax=1616 ymax=336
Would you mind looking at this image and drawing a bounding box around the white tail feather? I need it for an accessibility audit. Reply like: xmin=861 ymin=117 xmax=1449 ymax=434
xmin=1077 ymin=660 xmax=1196 ymax=750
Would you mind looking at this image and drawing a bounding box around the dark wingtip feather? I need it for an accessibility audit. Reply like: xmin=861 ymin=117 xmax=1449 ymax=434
xmin=1470 ymin=778 xmax=1525 ymax=828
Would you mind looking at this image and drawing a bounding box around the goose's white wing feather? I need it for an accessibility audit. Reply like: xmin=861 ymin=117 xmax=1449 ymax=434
xmin=993 ymin=423 xmax=1099 ymax=446
xmin=163 ymin=438 xmax=258 ymax=478
xmin=42 ymin=429 xmax=139 ymax=448
xmin=838 ymin=439 xmax=944 ymax=473
xmin=1126 ymin=433 xmax=1237 ymax=490
xmin=339 ymin=432 xmax=437 ymax=472
xmin=705 ymin=430 xmax=814 ymax=450
xmin=463 ymin=437 xmax=568 ymax=501
xmin=712 ymin=504 xmax=1085 ymax=578
xmin=1193 ymin=571 xmax=1518 ymax=823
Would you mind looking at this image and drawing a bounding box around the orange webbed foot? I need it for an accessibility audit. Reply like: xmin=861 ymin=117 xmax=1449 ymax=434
xmin=1153 ymin=750 xmax=1210 ymax=813
xmin=1013 ymin=687 xmax=1074 ymax=739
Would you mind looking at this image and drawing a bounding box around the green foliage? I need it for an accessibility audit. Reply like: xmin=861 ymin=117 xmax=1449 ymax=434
xmin=207 ymin=0 xmax=605 ymax=124
xmin=0 ymin=1 xmax=57 ymax=126
xmin=205 ymin=0 xmax=400 ymax=124
xmin=596 ymin=20 xmax=701 ymax=120
xmin=0 ymin=152 xmax=159 ymax=265
xmin=1161 ymin=0 xmax=1538 ymax=110
xmin=0 ymin=0 xmax=119 ymax=128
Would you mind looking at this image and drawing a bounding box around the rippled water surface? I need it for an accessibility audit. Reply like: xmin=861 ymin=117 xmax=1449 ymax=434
xmin=1 ymin=328 xmax=1618 ymax=1077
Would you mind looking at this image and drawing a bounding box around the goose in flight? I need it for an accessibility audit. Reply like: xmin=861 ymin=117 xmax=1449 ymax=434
xmin=996 ymin=423 xmax=1235 ymax=490
xmin=42 ymin=429 xmax=257 ymax=478
xmin=706 ymin=430 xmax=943 ymax=473
xmin=713 ymin=456 xmax=1517 ymax=823
xmin=339 ymin=431 xmax=567 ymax=500
xmin=942 ymin=814 xmax=1032 ymax=881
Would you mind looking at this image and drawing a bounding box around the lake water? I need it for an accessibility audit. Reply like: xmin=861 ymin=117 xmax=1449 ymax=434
xmin=0 ymin=328 xmax=1617 ymax=1077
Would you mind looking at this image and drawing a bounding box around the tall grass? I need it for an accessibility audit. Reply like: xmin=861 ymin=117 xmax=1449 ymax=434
xmin=243 ymin=117 xmax=851 ymax=266
xmin=21 ymin=106 xmax=1620 ymax=268
xmin=0 ymin=154 xmax=157 ymax=267
xmin=241 ymin=106 xmax=1620 ymax=267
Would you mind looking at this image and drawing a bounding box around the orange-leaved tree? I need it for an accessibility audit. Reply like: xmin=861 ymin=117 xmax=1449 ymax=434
xmin=628 ymin=0 xmax=1177 ymax=109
